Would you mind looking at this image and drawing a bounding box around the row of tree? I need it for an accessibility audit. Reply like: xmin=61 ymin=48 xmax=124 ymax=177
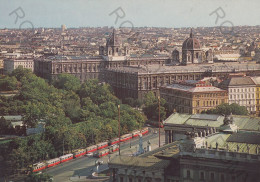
xmin=0 ymin=67 xmax=146 ymax=175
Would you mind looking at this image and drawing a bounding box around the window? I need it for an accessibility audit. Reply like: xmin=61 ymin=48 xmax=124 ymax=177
xmin=221 ymin=174 xmax=225 ymax=181
xmin=187 ymin=170 xmax=191 ymax=178
xmin=210 ymin=173 xmax=215 ymax=180
xmin=200 ymin=172 xmax=204 ymax=180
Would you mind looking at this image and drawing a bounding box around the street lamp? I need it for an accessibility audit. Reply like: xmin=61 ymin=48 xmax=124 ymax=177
xmin=158 ymin=96 xmax=161 ymax=147
xmin=118 ymin=105 xmax=121 ymax=155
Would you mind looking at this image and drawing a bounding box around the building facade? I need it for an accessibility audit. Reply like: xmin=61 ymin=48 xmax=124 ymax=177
xmin=160 ymin=80 xmax=228 ymax=114
xmin=4 ymin=58 xmax=34 ymax=74
xmin=220 ymin=77 xmax=256 ymax=114
xmin=109 ymin=113 xmax=260 ymax=182
xmin=172 ymin=29 xmax=213 ymax=65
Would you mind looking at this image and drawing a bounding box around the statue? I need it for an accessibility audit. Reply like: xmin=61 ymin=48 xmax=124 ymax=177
xmin=237 ymin=144 xmax=240 ymax=152
xmin=203 ymin=130 xmax=206 ymax=137
xmin=247 ymin=144 xmax=250 ymax=154
xmin=185 ymin=127 xmax=197 ymax=139
xmin=223 ymin=113 xmax=234 ymax=125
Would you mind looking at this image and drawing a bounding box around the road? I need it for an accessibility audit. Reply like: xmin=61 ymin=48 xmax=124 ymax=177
xmin=45 ymin=127 xmax=165 ymax=182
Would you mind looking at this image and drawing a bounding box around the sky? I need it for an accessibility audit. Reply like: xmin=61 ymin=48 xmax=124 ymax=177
xmin=0 ymin=0 xmax=260 ymax=29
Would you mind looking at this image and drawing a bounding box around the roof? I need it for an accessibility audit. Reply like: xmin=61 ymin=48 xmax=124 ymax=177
xmin=226 ymin=132 xmax=260 ymax=144
xmin=229 ymin=77 xmax=255 ymax=86
xmin=221 ymin=77 xmax=256 ymax=88
xmin=162 ymin=83 xmax=225 ymax=93
xmin=164 ymin=113 xmax=260 ymax=132
xmin=2 ymin=115 xmax=22 ymax=121
xmin=182 ymin=29 xmax=201 ymax=50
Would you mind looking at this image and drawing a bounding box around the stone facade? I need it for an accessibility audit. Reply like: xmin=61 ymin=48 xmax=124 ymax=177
xmin=4 ymin=58 xmax=34 ymax=74
xmin=160 ymin=80 xmax=228 ymax=114
xmin=172 ymin=29 xmax=213 ymax=65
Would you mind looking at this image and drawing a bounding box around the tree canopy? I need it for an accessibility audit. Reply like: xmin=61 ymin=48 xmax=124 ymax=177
xmin=201 ymin=103 xmax=248 ymax=115
xmin=0 ymin=67 xmax=146 ymax=175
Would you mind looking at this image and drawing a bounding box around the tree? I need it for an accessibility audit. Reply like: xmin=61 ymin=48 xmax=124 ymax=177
xmin=52 ymin=73 xmax=81 ymax=92
xmin=0 ymin=76 xmax=18 ymax=91
xmin=11 ymin=66 xmax=32 ymax=81
xmin=202 ymin=103 xmax=248 ymax=115
xmin=143 ymin=91 xmax=168 ymax=120
xmin=0 ymin=116 xmax=13 ymax=134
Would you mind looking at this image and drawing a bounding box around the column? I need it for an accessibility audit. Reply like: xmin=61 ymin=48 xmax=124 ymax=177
xmin=169 ymin=130 xmax=172 ymax=143
xmin=171 ymin=130 xmax=174 ymax=142
xmin=165 ymin=130 xmax=169 ymax=144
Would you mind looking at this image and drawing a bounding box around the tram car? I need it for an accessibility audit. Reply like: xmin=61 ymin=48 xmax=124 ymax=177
xmin=141 ymin=127 xmax=149 ymax=135
xmin=30 ymin=127 xmax=150 ymax=173
xmin=109 ymin=144 xmax=119 ymax=153
xmin=31 ymin=162 xmax=47 ymax=172
xmin=60 ymin=154 xmax=73 ymax=163
xmin=86 ymin=145 xmax=97 ymax=153
xmin=95 ymin=148 xmax=110 ymax=158
xmin=46 ymin=158 xmax=60 ymax=168
xmin=132 ymin=130 xmax=140 ymax=138
xmin=120 ymin=133 xmax=132 ymax=142
xmin=73 ymin=149 xmax=87 ymax=158
xmin=109 ymin=137 xmax=119 ymax=145
xmin=96 ymin=141 xmax=108 ymax=150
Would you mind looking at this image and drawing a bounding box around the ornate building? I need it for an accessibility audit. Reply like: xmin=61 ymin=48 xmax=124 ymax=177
xmin=34 ymin=29 xmax=260 ymax=101
xmin=109 ymin=113 xmax=260 ymax=182
xmin=160 ymin=80 xmax=228 ymax=114
xmin=105 ymin=63 xmax=260 ymax=100
xmin=34 ymin=29 xmax=169 ymax=82
xmin=172 ymin=29 xmax=213 ymax=65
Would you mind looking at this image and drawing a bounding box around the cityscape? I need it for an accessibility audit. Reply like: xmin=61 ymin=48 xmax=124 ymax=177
xmin=0 ymin=0 xmax=260 ymax=182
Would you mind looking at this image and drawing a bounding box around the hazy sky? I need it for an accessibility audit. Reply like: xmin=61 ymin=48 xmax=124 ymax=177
xmin=0 ymin=0 xmax=260 ymax=28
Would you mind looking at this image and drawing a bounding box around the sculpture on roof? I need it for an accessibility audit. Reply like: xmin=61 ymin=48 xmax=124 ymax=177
xmin=185 ymin=127 xmax=197 ymax=139
xmin=223 ymin=113 xmax=234 ymax=125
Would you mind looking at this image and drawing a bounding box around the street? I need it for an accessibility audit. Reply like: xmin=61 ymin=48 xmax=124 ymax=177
xmin=45 ymin=127 xmax=165 ymax=182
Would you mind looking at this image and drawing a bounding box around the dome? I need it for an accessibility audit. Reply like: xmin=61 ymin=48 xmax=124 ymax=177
xmin=182 ymin=29 xmax=201 ymax=50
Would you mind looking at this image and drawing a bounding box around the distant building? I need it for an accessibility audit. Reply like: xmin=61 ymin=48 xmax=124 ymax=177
xmin=4 ymin=58 xmax=34 ymax=74
xmin=34 ymin=29 xmax=260 ymax=100
xmin=61 ymin=24 xmax=67 ymax=32
xmin=251 ymin=76 xmax=260 ymax=115
xmin=172 ymin=29 xmax=213 ymax=65
xmin=160 ymin=80 xmax=228 ymax=114
xmin=220 ymin=76 xmax=256 ymax=114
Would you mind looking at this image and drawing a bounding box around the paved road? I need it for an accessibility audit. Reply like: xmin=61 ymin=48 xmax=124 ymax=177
xmin=46 ymin=128 xmax=165 ymax=182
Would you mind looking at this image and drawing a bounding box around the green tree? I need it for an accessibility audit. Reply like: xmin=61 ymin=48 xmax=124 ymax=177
xmin=143 ymin=91 xmax=168 ymax=120
xmin=52 ymin=73 xmax=81 ymax=92
xmin=0 ymin=116 xmax=13 ymax=134
xmin=202 ymin=103 xmax=248 ymax=115
xmin=11 ymin=65 xmax=32 ymax=81
xmin=0 ymin=76 xmax=18 ymax=91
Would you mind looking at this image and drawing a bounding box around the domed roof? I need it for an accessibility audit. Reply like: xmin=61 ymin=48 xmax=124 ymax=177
xmin=106 ymin=29 xmax=121 ymax=47
xmin=182 ymin=29 xmax=201 ymax=50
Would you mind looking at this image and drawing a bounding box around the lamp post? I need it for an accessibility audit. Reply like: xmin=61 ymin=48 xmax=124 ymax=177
xmin=118 ymin=105 xmax=121 ymax=155
xmin=158 ymin=96 xmax=161 ymax=147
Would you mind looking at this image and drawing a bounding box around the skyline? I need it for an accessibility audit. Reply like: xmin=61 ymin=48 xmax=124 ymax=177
xmin=0 ymin=0 xmax=260 ymax=29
